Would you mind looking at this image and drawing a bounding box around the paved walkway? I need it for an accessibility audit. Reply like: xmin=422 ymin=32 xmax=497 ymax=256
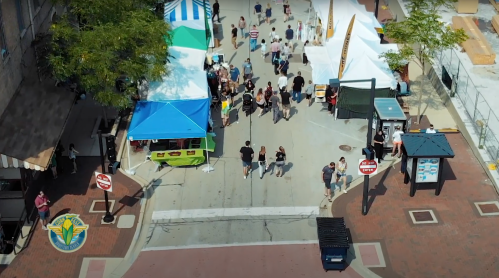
xmin=332 ymin=133 xmax=499 ymax=278
xmin=0 ymin=157 xmax=143 ymax=278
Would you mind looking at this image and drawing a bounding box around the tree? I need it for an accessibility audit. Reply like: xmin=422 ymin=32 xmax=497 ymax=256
xmin=379 ymin=0 xmax=467 ymax=124
xmin=48 ymin=0 xmax=172 ymax=109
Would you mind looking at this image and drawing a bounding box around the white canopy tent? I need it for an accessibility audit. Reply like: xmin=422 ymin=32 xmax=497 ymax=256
xmin=312 ymin=0 xmax=382 ymax=42
xmin=341 ymin=53 xmax=397 ymax=89
xmin=147 ymin=46 xmax=209 ymax=101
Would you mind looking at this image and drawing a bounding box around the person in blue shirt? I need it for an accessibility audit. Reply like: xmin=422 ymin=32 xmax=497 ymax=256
xmin=285 ymin=25 xmax=294 ymax=52
xmin=229 ymin=64 xmax=240 ymax=93
xmin=254 ymin=2 xmax=263 ymax=26
xmin=278 ymin=58 xmax=289 ymax=76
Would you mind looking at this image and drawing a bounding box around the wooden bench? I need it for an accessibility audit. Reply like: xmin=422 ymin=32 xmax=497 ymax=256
xmin=490 ymin=0 xmax=499 ymax=13
xmin=452 ymin=16 xmax=496 ymax=65
xmin=492 ymin=15 xmax=499 ymax=34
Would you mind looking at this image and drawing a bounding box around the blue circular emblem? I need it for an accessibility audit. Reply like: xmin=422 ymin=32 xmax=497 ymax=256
xmin=47 ymin=214 xmax=89 ymax=253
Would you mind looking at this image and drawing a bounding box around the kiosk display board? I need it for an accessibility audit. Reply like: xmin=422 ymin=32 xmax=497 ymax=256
xmin=416 ymin=158 xmax=440 ymax=183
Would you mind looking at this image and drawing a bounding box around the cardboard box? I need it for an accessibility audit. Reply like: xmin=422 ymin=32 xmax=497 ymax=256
xmin=490 ymin=0 xmax=499 ymax=12
xmin=455 ymin=0 xmax=478 ymax=13
xmin=452 ymin=16 xmax=496 ymax=65
xmin=492 ymin=15 xmax=499 ymax=34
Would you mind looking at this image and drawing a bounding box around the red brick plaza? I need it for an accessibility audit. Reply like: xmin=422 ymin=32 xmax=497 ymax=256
xmin=333 ymin=134 xmax=499 ymax=278
xmin=0 ymin=157 xmax=143 ymax=278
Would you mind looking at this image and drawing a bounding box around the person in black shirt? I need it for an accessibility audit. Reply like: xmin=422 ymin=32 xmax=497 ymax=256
xmin=231 ymin=24 xmax=238 ymax=50
xmin=257 ymin=146 xmax=268 ymax=179
xmin=275 ymin=146 xmax=286 ymax=177
xmin=325 ymin=85 xmax=338 ymax=116
xmin=280 ymin=89 xmax=292 ymax=120
xmin=292 ymin=71 xmax=305 ymax=103
xmin=212 ymin=0 xmax=220 ymax=23
xmin=373 ymin=130 xmax=386 ymax=163
xmin=254 ymin=2 xmax=262 ymax=26
xmin=240 ymin=140 xmax=254 ymax=179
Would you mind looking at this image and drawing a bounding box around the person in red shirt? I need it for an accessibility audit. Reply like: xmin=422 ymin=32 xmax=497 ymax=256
xmin=35 ymin=191 xmax=50 ymax=230
xmin=249 ymin=25 xmax=259 ymax=52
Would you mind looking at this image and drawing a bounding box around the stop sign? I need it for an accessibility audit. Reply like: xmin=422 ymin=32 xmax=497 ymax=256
xmin=95 ymin=172 xmax=113 ymax=192
xmin=358 ymin=159 xmax=378 ymax=176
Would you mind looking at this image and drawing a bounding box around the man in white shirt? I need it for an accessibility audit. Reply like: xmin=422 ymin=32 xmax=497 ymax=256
xmin=391 ymin=126 xmax=404 ymax=158
xmin=277 ymin=72 xmax=288 ymax=93
xmin=426 ymin=124 xmax=436 ymax=133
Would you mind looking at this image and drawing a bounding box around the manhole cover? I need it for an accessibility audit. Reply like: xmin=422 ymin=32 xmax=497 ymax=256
xmin=478 ymin=204 xmax=499 ymax=213
xmin=93 ymin=201 xmax=112 ymax=211
xmin=339 ymin=145 xmax=352 ymax=152
xmin=412 ymin=211 xmax=433 ymax=222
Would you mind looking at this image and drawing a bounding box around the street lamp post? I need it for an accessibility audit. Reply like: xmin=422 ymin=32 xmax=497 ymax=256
xmin=97 ymin=130 xmax=115 ymax=223
xmin=329 ymin=78 xmax=376 ymax=216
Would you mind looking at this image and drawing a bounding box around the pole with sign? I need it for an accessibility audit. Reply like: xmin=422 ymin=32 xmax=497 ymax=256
xmin=98 ymin=130 xmax=115 ymax=223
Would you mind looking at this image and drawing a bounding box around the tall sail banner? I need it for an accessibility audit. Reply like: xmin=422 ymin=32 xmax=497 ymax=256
xmin=338 ymin=15 xmax=356 ymax=79
xmin=326 ymin=0 xmax=334 ymax=39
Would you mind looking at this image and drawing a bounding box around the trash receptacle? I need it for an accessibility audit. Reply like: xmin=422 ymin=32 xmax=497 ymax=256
xmin=316 ymin=217 xmax=350 ymax=272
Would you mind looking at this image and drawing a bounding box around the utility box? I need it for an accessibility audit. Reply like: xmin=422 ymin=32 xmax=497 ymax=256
xmin=372 ymin=98 xmax=410 ymax=151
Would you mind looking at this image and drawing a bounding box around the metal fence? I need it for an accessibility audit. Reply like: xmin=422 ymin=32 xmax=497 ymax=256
xmin=435 ymin=49 xmax=499 ymax=172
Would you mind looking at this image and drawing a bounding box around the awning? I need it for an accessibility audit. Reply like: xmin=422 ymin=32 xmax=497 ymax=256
xmin=0 ymin=74 xmax=74 ymax=171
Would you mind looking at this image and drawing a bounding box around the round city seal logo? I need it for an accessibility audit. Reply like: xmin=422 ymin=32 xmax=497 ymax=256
xmin=47 ymin=214 xmax=89 ymax=253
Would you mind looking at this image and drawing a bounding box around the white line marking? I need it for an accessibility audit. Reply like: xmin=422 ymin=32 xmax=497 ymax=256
xmin=152 ymin=206 xmax=319 ymax=221
xmin=142 ymin=240 xmax=319 ymax=252
xmin=308 ymin=121 xmax=365 ymax=143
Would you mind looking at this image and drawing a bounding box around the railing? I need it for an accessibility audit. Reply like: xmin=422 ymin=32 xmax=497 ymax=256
xmin=4 ymin=205 xmax=38 ymax=255
xmin=434 ymin=49 xmax=499 ymax=173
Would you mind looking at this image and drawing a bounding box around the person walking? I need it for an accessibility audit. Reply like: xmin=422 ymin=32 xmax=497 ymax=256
xmin=285 ymin=25 xmax=294 ymax=51
xmin=261 ymin=39 xmax=267 ymax=59
xmin=335 ymin=157 xmax=348 ymax=193
xmin=238 ymin=17 xmax=247 ymax=39
xmin=245 ymin=80 xmax=255 ymax=93
xmin=264 ymin=82 xmax=273 ymax=112
xmin=304 ymin=80 xmax=314 ymax=106
xmin=69 ymin=143 xmax=79 ymax=174
xmin=322 ymin=162 xmax=336 ymax=202
xmin=283 ymin=1 xmax=290 ymax=22
xmin=212 ymin=0 xmax=220 ymax=23
xmin=278 ymin=57 xmax=289 ymax=76
xmin=303 ymin=40 xmax=309 ymax=65
xmin=257 ymin=146 xmax=269 ymax=179
xmin=270 ymin=91 xmax=281 ymax=124
xmin=265 ymin=3 xmax=272 ymax=24
xmin=55 ymin=141 xmax=65 ymax=173
xmin=269 ymin=27 xmax=277 ymax=41
xmin=391 ymin=126 xmax=404 ymax=157
xmin=50 ymin=155 xmax=58 ymax=179
xmin=254 ymin=2 xmax=263 ymax=26
xmin=240 ymin=141 xmax=254 ymax=179
xmin=256 ymin=89 xmax=266 ymax=117
xmin=35 ymin=190 xmax=50 ymax=230
xmin=292 ymin=71 xmax=305 ymax=103
xmin=282 ymin=42 xmax=290 ymax=60
xmin=229 ymin=64 xmax=240 ymax=93
xmin=277 ymin=72 xmax=287 ymax=94
xmin=275 ymin=146 xmax=286 ymax=177
xmin=373 ymin=130 xmax=386 ymax=164
xmin=249 ymin=25 xmax=259 ymax=52
xmin=280 ymin=87 xmax=292 ymax=121
xmin=231 ymin=24 xmax=238 ymax=49
xmin=242 ymin=58 xmax=253 ymax=84
xmin=220 ymin=90 xmax=232 ymax=128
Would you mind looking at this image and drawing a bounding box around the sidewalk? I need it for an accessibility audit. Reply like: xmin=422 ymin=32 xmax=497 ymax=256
xmin=332 ymin=133 xmax=499 ymax=278
xmin=0 ymin=157 xmax=143 ymax=278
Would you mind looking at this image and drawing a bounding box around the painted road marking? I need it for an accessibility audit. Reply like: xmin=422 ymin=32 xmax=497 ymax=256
xmin=152 ymin=206 xmax=320 ymax=221
xmin=142 ymin=240 xmax=319 ymax=252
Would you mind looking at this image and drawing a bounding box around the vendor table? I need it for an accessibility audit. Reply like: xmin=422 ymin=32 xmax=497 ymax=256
xmin=150 ymin=135 xmax=216 ymax=167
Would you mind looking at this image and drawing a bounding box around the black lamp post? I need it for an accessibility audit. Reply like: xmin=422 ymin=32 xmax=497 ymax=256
xmin=329 ymin=78 xmax=376 ymax=216
xmin=97 ymin=130 xmax=115 ymax=223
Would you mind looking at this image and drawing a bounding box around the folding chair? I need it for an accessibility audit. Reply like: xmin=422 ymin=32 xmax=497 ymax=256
xmin=211 ymin=97 xmax=221 ymax=112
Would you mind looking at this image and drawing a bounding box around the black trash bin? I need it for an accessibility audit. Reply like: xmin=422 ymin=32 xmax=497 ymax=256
xmin=316 ymin=217 xmax=350 ymax=272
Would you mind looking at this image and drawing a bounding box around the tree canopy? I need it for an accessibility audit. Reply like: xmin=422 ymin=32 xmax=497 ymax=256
xmin=379 ymin=0 xmax=467 ymax=123
xmin=48 ymin=0 xmax=171 ymax=109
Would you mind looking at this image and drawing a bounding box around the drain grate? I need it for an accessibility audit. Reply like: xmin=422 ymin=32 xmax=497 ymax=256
xmin=339 ymin=145 xmax=352 ymax=152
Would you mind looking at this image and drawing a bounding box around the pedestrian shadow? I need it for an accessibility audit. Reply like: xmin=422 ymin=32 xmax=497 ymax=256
xmin=252 ymin=76 xmax=260 ymax=84
xmin=237 ymin=41 xmax=245 ymax=48
xmin=283 ymin=162 xmax=293 ymax=175
xmin=287 ymin=73 xmax=295 ymax=78
xmin=336 ymin=175 xmax=354 ymax=189
xmin=49 ymin=208 xmax=71 ymax=223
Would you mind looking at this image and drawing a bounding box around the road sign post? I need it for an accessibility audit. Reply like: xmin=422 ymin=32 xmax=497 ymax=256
xmin=98 ymin=130 xmax=115 ymax=223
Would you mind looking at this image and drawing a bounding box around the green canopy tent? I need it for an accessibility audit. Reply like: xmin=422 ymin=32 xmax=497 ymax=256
xmin=171 ymin=26 xmax=208 ymax=51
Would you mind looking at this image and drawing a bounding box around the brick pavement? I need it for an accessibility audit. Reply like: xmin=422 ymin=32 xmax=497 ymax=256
xmin=333 ymin=133 xmax=499 ymax=278
xmin=0 ymin=157 xmax=143 ymax=278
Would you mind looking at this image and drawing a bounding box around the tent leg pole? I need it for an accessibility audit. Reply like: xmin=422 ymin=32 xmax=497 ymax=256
xmin=205 ymin=137 xmax=211 ymax=172
xmin=127 ymin=140 xmax=131 ymax=171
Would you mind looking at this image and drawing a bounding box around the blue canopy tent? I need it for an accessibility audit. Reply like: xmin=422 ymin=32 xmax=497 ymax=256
xmin=126 ymin=100 xmax=211 ymax=171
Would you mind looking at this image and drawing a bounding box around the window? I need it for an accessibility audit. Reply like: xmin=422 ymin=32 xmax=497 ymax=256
xmin=15 ymin=0 xmax=25 ymax=32
xmin=0 ymin=2 xmax=8 ymax=59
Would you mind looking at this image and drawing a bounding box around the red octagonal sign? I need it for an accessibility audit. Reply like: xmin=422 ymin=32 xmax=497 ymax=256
xmin=358 ymin=159 xmax=378 ymax=176
xmin=95 ymin=172 xmax=113 ymax=192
